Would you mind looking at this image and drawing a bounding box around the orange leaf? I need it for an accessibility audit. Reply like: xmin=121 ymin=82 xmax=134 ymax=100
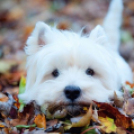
xmin=34 ymin=114 xmax=46 ymax=129
xmin=126 ymin=81 xmax=134 ymax=88
xmin=0 ymin=124 xmax=5 ymax=128
xmin=13 ymin=95 xmax=20 ymax=109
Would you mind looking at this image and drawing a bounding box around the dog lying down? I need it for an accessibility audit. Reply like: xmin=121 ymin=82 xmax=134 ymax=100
xmin=19 ymin=0 xmax=133 ymax=115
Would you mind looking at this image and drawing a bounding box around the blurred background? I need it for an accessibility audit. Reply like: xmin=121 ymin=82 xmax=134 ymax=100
xmin=0 ymin=0 xmax=134 ymax=94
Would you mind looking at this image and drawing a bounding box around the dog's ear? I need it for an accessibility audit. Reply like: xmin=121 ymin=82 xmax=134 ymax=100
xmin=25 ymin=21 xmax=51 ymax=55
xmin=89 ymin=25 xmax=108 ymax=45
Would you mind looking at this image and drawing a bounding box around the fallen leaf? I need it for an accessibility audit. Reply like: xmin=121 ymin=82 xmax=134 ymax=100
xmin=64 ymin=105 xmax=92 ymax=130
xmin=126 ymin=81 xmax=134 ymax=89
xmin=123 ymin=98 xmax=134 ymax=117
xmin=53 ymin=109 xmax=67 ymax=119
xmin=45 ymin=123 xmax=63 ymax=133
xmin=116 ymin=127 xmax=126 ymax=134
xmin=0 ymin=93 xmax=8 ymax=102
xmin=34 ymin=114 xmax=46 ymax=129
xmin=113 ymin=92 xmax=124 ymax=108
xmin=91 ymin=108 xmax=99 ymax=123
xmin=0 ymin=93 xmax=15 ymax=114
xmin=16 ymin=124 xmax=36 ymax=128
xmin=81 ymin=126 xmax=98 ymax=134
xmin=18 ymin=76 xmax=26 ymax=112
xmin=99 ymin=117 xmax=116 ymax=133
xmin=94 ymin=101 xmax=132 ymax=128
xmin=10 ymin=113 xmax=29 ymax=126
xmin=0 ymin=123 xmax=5 ymax=128
xmin=1 ymin=127 xmax=9 ymax=134
xmin=123 ymin=86 xmax=131 ymax=101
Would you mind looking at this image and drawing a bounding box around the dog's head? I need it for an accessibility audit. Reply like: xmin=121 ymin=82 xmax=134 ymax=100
xmin=19 ymin=22 xmax=122 ymax=114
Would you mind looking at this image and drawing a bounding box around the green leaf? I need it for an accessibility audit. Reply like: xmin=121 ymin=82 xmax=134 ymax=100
xmin=18 ymin=76 xmax=26 ymax=112
xmin=16 ymin=124 xmax=36 ymax=128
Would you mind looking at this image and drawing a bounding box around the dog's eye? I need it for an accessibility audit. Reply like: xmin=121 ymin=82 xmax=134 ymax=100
xmin=86 ymin=68 xmax=94 ymax=76
xmin=52 ymin=69 xmax=59 ymax=77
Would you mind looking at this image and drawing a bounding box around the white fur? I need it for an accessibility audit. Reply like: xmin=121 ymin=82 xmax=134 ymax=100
xmin=103 ymin=0 xmax=123 ymax=50
xmin=19 ymin=0 xmax=133 ymax=113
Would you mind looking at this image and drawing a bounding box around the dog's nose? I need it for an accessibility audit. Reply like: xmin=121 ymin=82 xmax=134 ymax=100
xmin=64 ymin=85 xmax=81 ymax=101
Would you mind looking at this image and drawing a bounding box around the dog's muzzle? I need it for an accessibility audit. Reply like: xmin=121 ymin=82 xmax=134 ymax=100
xmin=64 ymin=85 xmax=81 ymax=101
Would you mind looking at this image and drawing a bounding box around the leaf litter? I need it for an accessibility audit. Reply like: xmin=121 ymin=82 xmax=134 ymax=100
xmin=0 ymin=76 xmax=134 ymax=134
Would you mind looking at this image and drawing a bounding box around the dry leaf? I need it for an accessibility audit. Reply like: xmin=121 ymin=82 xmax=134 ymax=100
xmin=34 ymin=114 xmax=46 ymax=129
xmin=123 ymin=98 xmax=134 ymax=117
xmin=126 ymin=81 xmax=134 ymax=89
xmin=116 ymin=127 xmax=126 ymax=134
xmin=10 ymin=113 xmax=29 ymax=126
xmin=113 ymin=92 xmax=124 ymax=108
xmin=0 ymin=93 xmax=15 ymax=114
xmin=71 ymin=105 xmax=92 ymax=127
xmin=99 ymin=117 xmax=116 ymax=133
xmin=94 ymin=101 xmax=132 ymax=128
xmin=65 ymin=105 xmax=92 ymax=130
xmin=0 ymin=93 xmax=8 ymax=102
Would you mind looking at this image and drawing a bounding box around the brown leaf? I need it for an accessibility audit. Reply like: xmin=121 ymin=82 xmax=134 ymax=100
xmin=123 ymin=87 xmax=131 ymax=101
xmin=113 ymin=92 xmax=124 ymax=108
xmin=94 ymin=101 xmax=132 ymax=128
xmin=10 ymin=113 xmax=29 ymax=126
xmin=34 ymin=114 xmax=46 ymax=129
xmin=116 ymin=127 xmax=126 ymax=134
xmin=47 ymin=119 xmax=59 ymax=128
xmin=0 ymin=93 xmax=8 ymax=102
xmin=123 ymin=98 xmax=134 ymax=117
xmin=1 ymin=128 xmax=9 ymax=134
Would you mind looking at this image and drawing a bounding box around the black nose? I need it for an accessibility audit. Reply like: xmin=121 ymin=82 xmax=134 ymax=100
xmin=64 ymin=85 xmax=81 ymax=101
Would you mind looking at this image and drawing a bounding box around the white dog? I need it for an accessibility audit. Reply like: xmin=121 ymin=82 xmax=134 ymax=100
xmin=19 ymin=0 xmax=132 ymax=114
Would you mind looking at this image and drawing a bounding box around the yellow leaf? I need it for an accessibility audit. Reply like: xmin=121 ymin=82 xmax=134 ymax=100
xmin=72 ymin=105 xmax=92 ymax=127
xmin=34 ymin=114 xmax=46 ymax=129
xmin=99 ymin=117 xmax=116 ymax=133
xmin=64 ymin=105 xmax=92 ymax=130
xmin=19 ymin=76 xmax=26 ymax=112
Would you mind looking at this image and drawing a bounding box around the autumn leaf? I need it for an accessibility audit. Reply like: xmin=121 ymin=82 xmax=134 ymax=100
xmin=34 ymin=114 xmax=46 ymax=129
xmin=126 ymin=81 xmax=134 ymax=89
xmin=94 ymin=101 xmax=132 ymax=128
xmin=99 ymin=117 xmax=116 ymax=133
xmin=0 ymin=123 xmax=5 ymax=128
xmin=64 ymin=105 xmax=92 ymax=130
xmin=81 ymin=126 xmax=98 ymax=134
xmin=0 ymin=93 xmax=8 ymax=102
xmin=124 ymin=82 xmax=134 ymax=96
xmin=113 ymin=92 xmax=124 ymax=108
xmin=0 ymin=93 xmax=15 ymax=114
xmin=116 ymin=127 xmax=127 ymax=134
xmin=10 ymin=113 xmax=29 ymax=126
xmin=16 ymin=124 xmax=36 ymax=128
xmin=18 ymin=76 xmax=26 ymax=112
xmin=13 ymin=95 xmax=20 ymax=109
xmin=123 ymin=98 xmax=134 ymax=117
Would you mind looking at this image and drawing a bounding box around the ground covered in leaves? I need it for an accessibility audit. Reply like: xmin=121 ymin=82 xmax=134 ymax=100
xmin=0 ymin=0 xmax=134 ymax=134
